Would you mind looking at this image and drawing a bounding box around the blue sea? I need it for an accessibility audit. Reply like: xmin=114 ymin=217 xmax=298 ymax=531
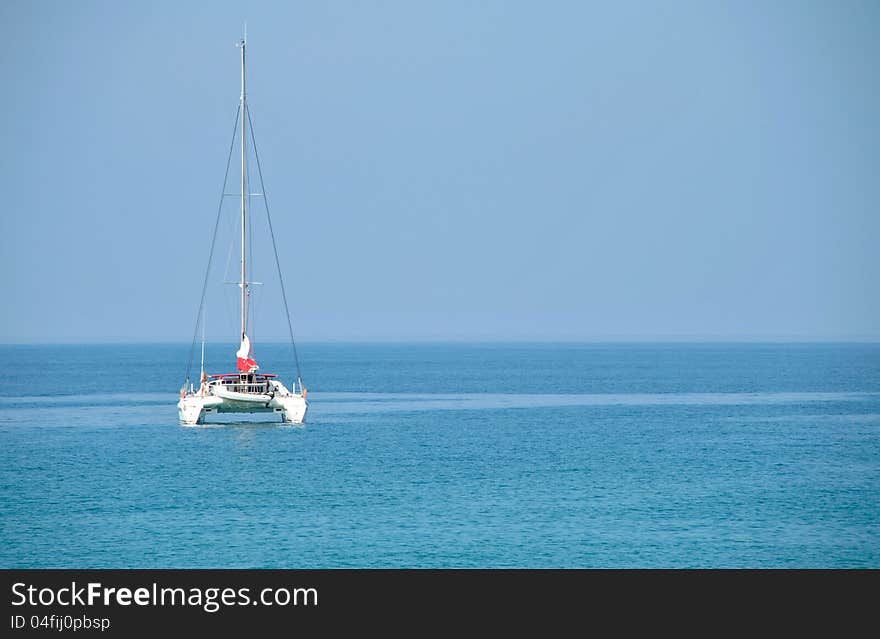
xmin=1 ymin=342 xmax=878 ymax=568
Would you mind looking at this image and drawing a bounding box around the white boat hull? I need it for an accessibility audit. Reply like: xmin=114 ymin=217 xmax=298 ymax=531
xmin=178 ymin=389 xmax=308 ymax=425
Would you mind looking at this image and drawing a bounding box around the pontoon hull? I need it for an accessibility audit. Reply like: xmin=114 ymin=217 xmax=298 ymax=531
xmin=177 ymin=393 xmax=308 ymax=425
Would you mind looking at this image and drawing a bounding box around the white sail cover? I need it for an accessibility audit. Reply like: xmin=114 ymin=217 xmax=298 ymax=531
xmin=236 ymin=334 xmax=259 ymax=372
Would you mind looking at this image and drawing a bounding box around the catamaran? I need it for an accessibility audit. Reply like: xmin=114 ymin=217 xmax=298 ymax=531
xmin=178 ymin=36 xmax=308 ymax=425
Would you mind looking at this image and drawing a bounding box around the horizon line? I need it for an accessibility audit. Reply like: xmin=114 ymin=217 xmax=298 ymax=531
xmin=2 ymin=337 xmax=879 ymax=346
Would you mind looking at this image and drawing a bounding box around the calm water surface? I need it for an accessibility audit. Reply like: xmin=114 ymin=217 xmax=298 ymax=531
xmin=1 ymin=342 xmax=878 ymax=567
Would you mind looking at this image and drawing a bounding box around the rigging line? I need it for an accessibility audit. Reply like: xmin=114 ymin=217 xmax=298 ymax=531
xmin=222 ymin=197 xmax=238 ymax=287
xmin=221 ymin=266 xmax=236 ymax=348
xmin=249 ymin=187 xmax=260 ymax=353
xmin=247 ymin=143 xmax=255 ymax=337
xmin=220 ymin=220 xmax=237 ymax=348
xmin=184 ymin=105 xmax=241 ymax=386
xmin=246 ymin=104 xmax=303 ymax=385
xmin=250 ymin=285 xmax=257 ymax=351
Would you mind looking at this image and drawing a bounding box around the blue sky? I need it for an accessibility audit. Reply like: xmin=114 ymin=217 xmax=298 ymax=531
xmin=1 ymin=0 xmax=878 ymax=342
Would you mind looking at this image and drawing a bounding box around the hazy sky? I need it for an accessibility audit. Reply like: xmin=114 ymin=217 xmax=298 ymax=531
xmin=2 ymin=0 xmax=878 ymax=342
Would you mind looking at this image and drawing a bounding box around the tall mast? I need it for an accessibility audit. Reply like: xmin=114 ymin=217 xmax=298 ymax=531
xmin=238 ymin=37 xmax=247 ymax=341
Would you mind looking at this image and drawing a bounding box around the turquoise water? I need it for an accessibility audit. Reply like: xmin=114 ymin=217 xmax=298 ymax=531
xmin=1 ymin=342 xmax=878 ymax=567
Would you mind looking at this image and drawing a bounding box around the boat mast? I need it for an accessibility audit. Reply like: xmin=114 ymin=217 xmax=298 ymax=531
xmin=238 ymin=37 xmax=248 ymax=342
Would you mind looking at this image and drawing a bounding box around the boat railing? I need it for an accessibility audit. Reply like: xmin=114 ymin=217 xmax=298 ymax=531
xmin=215 ymin=381 xmax=273 ymax=395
